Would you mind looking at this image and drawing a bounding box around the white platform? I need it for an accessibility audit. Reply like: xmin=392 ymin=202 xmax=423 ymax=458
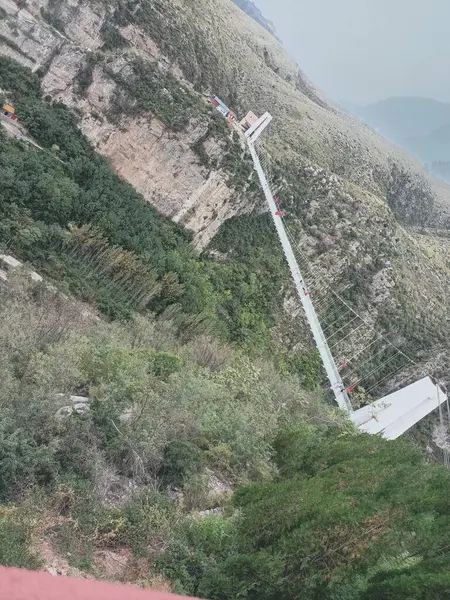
xmin=350 ymin=377 xmax=447 ymax=440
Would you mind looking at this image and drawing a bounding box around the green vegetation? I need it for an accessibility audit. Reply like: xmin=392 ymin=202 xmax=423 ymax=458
xmin=40 ymin=7 xmax=66 ymax=33
xmin=1 ymin=53 xmax=450 ymax=600
xmin=100 ymin=22 xmax=129 ymax=51
xmin=104 ymin=55 xmax=255 ymax=189
xmin=0 ymin=56 xmax=218 ymax=323
xmin=0 ymin=56 xmax=301 ymax=357
xmin=74 ymin=53 xmax=100 ymax=96
xmin=0 ymin=34 xmax=30 ymax=58
xmin=191 ymin=117 xmax=257 ymax=191
xmin=107 ymin=57 xmax=206 ymax=131
xmin=0 ymin=273 xmax=325 ymax=571
xmin=191 ymin=115 xmax=231 ymax=168
xmin=110 ymin=0 xmax=237 ymax=104
xmin=2 ymin=273 xmax=450 ymax=598
xmin=158 ymin=427 xmax=450 ymax=600
xmin=207 ymin=214 xmax=286 ymax=348
xmin=385 ymin=164 xmax=434 ymax=226
xmin=0 ymin=503 xmax=42 ymax=569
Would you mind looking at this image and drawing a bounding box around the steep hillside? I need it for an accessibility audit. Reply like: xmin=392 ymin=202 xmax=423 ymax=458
xmin=1 ymin=273 xmax=449 ymax=598
xmin=2 ymin=0 xmax=450 ymax=227
xmin=2 ymin=1 xmax=450 ymax=595
xmin=2 ymin=0 xmax=450 ymax=388
xmin=231 ymin=0 xmax=277 ymax=36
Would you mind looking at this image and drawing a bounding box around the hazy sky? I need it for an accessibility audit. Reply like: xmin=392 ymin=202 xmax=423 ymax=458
xmin=253 ymin=0 xmax=450 ymax=105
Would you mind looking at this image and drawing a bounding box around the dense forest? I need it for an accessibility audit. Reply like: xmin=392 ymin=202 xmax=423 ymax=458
xmin=1 ymin=57 xmax=450 ymax=599
xmin=0 ymin=57 xmax=300 ymax=364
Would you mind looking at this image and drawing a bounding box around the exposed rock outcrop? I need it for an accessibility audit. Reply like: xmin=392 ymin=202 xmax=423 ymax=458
xmin=0 ymin=0 xmax=250 ymax=248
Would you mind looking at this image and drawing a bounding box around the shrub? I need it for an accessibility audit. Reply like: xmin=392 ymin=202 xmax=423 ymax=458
xmin=107 ymin=58 xmax=205 ymax=131
xmin=159 ymin=440 xmax=204 ymax=488
xmin=52 ymin=483 xmax=178 ymax=561
xmin=199 ymin=553 xmax=285 ymax=600
xmin=0 ymin=505 xmax=42 ymax=569
xmin=0 ymin=418 xmax=57 ymax=502
xmin=205 ymin=444 xmax=233 ymax=474
xmin=0 ymin=56 xmax=40 ymax=100
xmin=100 ymin=22 xmax=129 ymax=51
xmin=74 ymin=54 xmax=99 ymax=96
xmin=40 ymin=8 xmax=66 ymax=32
xmin=183 ymin=335 xmax=232 ymax=372
xmin=211 ymin=430 xmax=450 ymax=600
xmin=158 ymin=515 xmax=238 ymax=596
xmin=152 ymin=351 xmax=184 ymax=379
xmin=363 ymin=559 xmax=450 ymax=600
xmin=273 ymin=423 xmax=336 ymax=478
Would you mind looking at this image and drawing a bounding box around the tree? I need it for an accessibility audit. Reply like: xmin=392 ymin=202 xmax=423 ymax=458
xmin=199 ymin=427 xmax=450 ymax=600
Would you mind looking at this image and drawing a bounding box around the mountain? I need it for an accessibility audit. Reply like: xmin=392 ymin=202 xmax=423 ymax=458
xmin=403 ymin=123 xmax=450 ymax=164
xmin=354 ymin=96 xmax=450 ymax=142
xmin=350 ymin=97 xmax=450 ymax=182
xmin=1 ymin=0 xmax=450 ymax=381
xmin=2 ymin=0 xmax=450 ymax=594
xmin=231 ymin=0 xmax=277 ymax=36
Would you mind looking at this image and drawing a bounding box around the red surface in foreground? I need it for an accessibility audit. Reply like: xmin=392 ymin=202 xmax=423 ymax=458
xmin=0 ymin=566 xmax=200 ymax=600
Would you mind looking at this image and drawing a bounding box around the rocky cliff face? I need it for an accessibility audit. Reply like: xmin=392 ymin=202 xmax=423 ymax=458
xmin=2 ymin=0 xmax=449 ymax=246
xmin=0 ymin=0 xmax=258 ymax=248
xmin=2 ymin=0 xmax=450 ymax=383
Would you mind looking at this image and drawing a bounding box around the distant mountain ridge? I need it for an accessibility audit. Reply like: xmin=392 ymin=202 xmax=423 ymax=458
xmin=355 ymin=97 xmax=450 ymax=142
xmin=349 ymin=97 xmax=450 ymax=182
xmin=231 ymin=0 xmax=277 ymax=36
xmin=404 ymin=123 xmax=450 ymax=163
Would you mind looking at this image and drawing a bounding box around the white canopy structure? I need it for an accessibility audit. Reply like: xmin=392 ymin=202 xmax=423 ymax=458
xmin=351 ymin=377 xmax=447 ymax=440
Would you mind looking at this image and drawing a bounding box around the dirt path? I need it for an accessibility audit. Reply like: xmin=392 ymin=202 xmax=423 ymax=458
xmin=1 ymin=115 xmax=44 ymax=148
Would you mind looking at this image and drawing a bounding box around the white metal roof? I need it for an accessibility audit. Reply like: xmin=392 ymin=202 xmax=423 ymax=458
xmin=350 ymin=377 xmax=447 ymax=440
